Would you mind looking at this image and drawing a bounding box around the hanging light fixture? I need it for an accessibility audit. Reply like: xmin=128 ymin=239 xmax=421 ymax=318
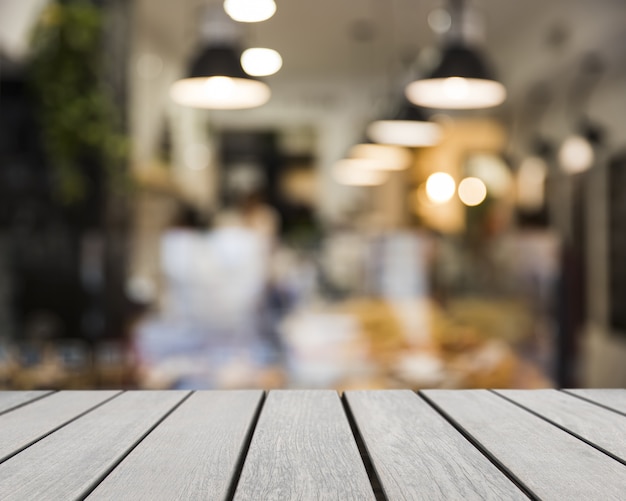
xmin=558 ymin=123 xmax=603 ymax=174
xmin=367 ymin=102 xmax=442 ymax=147
xmin=405 ymin=0 xmax=506 ymax=109
xmin=240 ymin=47 xmax=283 ymax=76
xmin=333 ymin=158 xmax=389 ymax=186
xmin=170 ymin=7 xmax=270 ymax=110
xmin=558 ymin=56 xmax=605 ymax=174
xmin=224 ymin=0 xmax=276 ymax=23
xmin=348 ymin=141 xmax=413 ymax=171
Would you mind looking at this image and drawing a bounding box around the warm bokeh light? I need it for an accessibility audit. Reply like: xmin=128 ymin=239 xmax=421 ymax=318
xmin=458 ymin=177 xmax=487 ymax=206
xmin=170 ymin=76 xmax=270 ymax=109
xmin=366 ymin=120 xmax=442 ymax=148
xmin=348 ymin=143 xmax=413 ymax=171
xmin=465 ymin=153 xmax=513 ymax=198
xmin=241 ymin=48 xmax=283 ymax=77
xmin=517 ymin=156 xmax=547 ymax=210
xmin=428 ymin=8 xmax=452 ymax=34
xmin=425 ymin=172 xmax=456 ymax=204
xmin=405 ymin=77 xmax=507 ymax=109
xmin=223 ymin=0 xmax=276 ymax=23
xmin=333 ymin=158 xmax=389 ymax=186
xmin=559 ymin=135 xmax=594 ymax=173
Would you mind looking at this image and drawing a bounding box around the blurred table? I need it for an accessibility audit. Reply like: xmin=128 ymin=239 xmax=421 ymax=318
xmin=0 ymin=389 xmax=625 ymax=499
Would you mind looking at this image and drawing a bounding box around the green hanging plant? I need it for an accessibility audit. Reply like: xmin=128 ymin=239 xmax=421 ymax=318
xmin=28 ymin=0 xmax=129 ymax=204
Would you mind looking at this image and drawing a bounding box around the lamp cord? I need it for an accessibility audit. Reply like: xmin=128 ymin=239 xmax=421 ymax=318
xmin=448 ymin=0 xmax=465 ymax=45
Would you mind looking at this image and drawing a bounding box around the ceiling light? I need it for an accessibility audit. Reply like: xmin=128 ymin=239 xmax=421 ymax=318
xmin=406 ymin=0 xmax=505 ymax=109
xmin=465 ymin=153 xmax=513 ymax=198
xmin=348 ymin=143 xmax=413 ymax=171
xmin=516 ymin=156 xmax=547 ymax=210
xmin=558 ymin=135 xmax=594 ymax=174
xmin=224 ymin=0 xmax=276 ymax=23
xmin=241 ymin=47 xmax=282 ymax=76
xmin=425 ymin=172 xmax=456 ymax=204
xmin=405 ymin=44 xmax=506 ymax=109
xmin=334 ymin=158 xmax=389 ymax=186
xmin=428 ymin=8 xmax=452 ymax=34
xmin=170 ymin=44 xmax=270 ymax=109
xmin=458 ymin=177 xmax=487 ymax=206
xmin=367 ymin=103 xmax=442 ymax=147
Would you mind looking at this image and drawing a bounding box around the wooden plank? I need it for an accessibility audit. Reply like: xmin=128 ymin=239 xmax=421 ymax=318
xmin=423 ymin=390 xmax=626 ymax=500
xmin=496 ymin=389 xmax=626 ymax=462
xmin=87 ymin=390 xmax=263 ymax=501
xmin=0 ymin=391 xmax=52 ymax=414
xmin=234 ymin=390 xmax=375 ymax=501
xmin=0 ymin=390 xmax=188 ymax=501
xmin=0 ymin=390 xmax=120 ymax=462
xmin=345 ymin=390 xmax=527 ymax=500
xmin=564 ymin=389 xmax=626 ymax=415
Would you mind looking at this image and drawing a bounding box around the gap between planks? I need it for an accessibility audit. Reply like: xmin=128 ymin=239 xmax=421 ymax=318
xmin=562 ymin=389 xmax=626 ymax=417
xmin=0 ymin=390 xmax=123 ymax=466
xmin=417 ymin=391 xmax=538 ymax=501
xmin=224 ymin=391 xmax=267 ymax=501
xmin=0 ymin=391 xmax=55 ymax=417
xmin=489 ymin=389 xmax=626 ymax=467
xmin=341 ymin=393 xmax=387 ymax=501
xmin=77 ymin=391 xmax=194 ymax=501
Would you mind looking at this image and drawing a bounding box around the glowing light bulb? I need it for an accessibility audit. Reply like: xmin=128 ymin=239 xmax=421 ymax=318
xmin=443 ymin=77 xmax=470 ymax=100
xmin=241 ymin=48 xmax=282 ymax=76
xmin=334 ymin=158 xmax=389 ymax=186
xmin=458 ymin=177 xmax=487 ymax=206
xmin=425 ymin=172 xmax=456 ymax=204
xmin=205 ymin=76 xmax=235 ymax=98
xmin=559 ymin=135 xmax=594 ymax=173
xmin=224 ymin=0 xmax=276 ymax=23
xmin=428 ymin=8 xmax=452 ymax=34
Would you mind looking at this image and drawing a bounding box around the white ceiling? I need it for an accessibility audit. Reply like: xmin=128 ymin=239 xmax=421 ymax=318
xmin=163 ymin=0 xmax=626 ymax=133
xmin=4 ymin=1 xmax=626 ymax=154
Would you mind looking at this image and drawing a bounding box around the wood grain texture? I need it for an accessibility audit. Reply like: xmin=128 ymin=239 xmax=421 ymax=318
xmin=345 ymin=390 xmax=527 ymax=500
xmin=496 ymin=389 xmax=626 ymax=462
xmin=87 ymin=390 xmax=263 ymax=501
xmin=564 ymin=389 xmax=626 ymax=414
xmin=0 ymin=390 xmax=120 ymax=462
xmin=0 ymin=391 xmax=188 ymax=501
xmin=0 ymin=391 xmax=52 ymax=414
xmin=423 ymin=389 xmax=626 ymax=500
xmin=234 ymin=390 xmax=375 ymax=501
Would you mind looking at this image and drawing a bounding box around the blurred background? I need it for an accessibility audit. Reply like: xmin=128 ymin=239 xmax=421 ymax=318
xmin=0 ymin=0 xmax=625 ymax=391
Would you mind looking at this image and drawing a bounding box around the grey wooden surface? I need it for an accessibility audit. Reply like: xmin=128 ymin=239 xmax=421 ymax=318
xmin=423 ymin=389 xmax=626 ymax=500
xmin=88 ymin=390 xmax=263 ymax=501
xmin=496 ymin=389 xmax=626 ymax=462
xmin=0 ymin=389 xmax=625 ymax=500
xmin=234 ymin=390 xmax=375 ymax=501
xmin=0 ymin=390 xmax=51 ymax=414
xmin=565 ymin=388 xmax=626 ymax=414
xmin=0 ymin=391 xmax=188 ymax=501
xmin=0 ymin=390 xmax=119 ymax=462
xmin=345 ymin=390 xmax=526 ymax=500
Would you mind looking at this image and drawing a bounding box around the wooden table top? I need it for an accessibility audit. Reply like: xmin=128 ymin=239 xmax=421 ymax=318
xmin=0 ymin=389 xmax=625 ymax=500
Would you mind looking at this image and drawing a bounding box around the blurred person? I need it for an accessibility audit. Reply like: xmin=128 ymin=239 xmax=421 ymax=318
xmin=217 ymin=190 xmax=280 ymax=254
xmin=133 ymin=203 xmax=276 ymax=388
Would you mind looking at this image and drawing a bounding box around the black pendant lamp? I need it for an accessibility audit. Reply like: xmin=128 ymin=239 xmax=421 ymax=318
xmin=170 ymin=9 xmax=270 ymax=109
xmin=405 ymin=0 xmax=505 ymax=109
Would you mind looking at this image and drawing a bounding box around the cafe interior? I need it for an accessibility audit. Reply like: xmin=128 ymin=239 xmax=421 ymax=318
xmin=0 ymin=0 xmax=625 ymax=391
